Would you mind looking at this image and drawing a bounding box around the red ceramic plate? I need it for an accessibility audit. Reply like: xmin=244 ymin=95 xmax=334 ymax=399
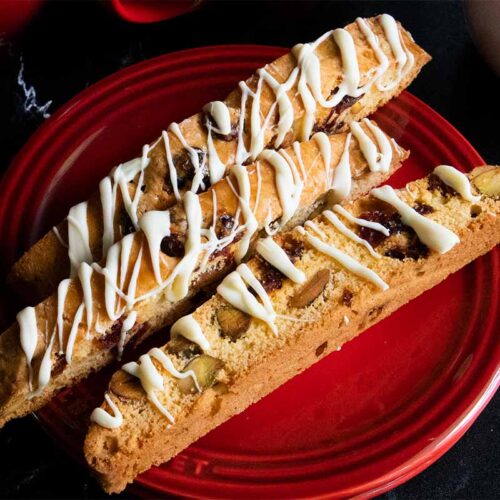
xmin=0 ymin=46 xmax=498 ymax=498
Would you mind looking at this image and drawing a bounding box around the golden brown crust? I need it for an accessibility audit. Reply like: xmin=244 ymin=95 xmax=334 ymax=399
xmin=84 ymin=166 xmax=500 ymax=494
xmin=7 ymin=16 xmax=430 ymax=303
xmin=0 ymin=123 xmax=407 ymax=428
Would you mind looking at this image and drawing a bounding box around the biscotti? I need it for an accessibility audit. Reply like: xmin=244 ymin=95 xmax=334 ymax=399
xmin=0 ymin=120 xmax=408 ymax=428
xmin=8 ymin=14 xmax=430 ymax=302
xmin=84 ymin=166 xmax=500 ymax=494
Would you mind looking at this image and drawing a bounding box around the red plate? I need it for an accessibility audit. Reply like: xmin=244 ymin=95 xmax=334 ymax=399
xmin=0 ymin=46 xmax=498 ymax=498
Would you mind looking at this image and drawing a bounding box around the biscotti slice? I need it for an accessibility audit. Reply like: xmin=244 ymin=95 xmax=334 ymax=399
xmin=84 ymin=165 xmax=500 ymax=494
xmin=8 ymin=14 xmax=430 ymax=302
xmin=0 ymin=120 xmax=408 ymax=428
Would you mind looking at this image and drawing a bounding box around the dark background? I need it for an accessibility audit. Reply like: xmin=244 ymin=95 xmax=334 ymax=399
xmin=0 ymin=0 xmax=498 ymax=498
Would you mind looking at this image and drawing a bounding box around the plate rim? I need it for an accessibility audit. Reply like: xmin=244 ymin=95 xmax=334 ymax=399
xmin=0 ymin=44 xmax=498 ymax=498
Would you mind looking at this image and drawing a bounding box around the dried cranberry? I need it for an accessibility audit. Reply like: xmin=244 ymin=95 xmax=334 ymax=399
xmin=414 ymin=202 xmax=434 ymax=215
xmin=281 ymin=236 xmax=304 ymax=263
xmin=428 ymin=174 xmax=457 ymax=197
xmin=384 ymin=247 xmax=406 ymax=260
xmin=258 ymin=259 xmax=285 ymax=293
xmin=160 ymin=233 xmax=185 ymax=257
xmin=51 ymin=352 xmax=67 ymax=376
xmin=405 ymin=239 xmax=429 ymax=260
xmin=99 ymin=317 xmax=124 ymax=350
xmin=164 ymin=148 xmax=207 ymax=194
xmin=342 ymin=289 xmax=353 ymax=307
xmin=314 ymin=89 xmax=362 ymax=133
xmin=119 ymin=210 xmax=135 ymax=236
xmin=358 ymin=210 xmax=404 ymax=247
xmin=216 ymin=213 xmax=235 ymax=239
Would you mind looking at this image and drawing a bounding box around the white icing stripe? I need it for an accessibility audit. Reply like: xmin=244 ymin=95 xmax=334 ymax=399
xmin=350 ymin=119 xmax=392 ymax=173
xmin=102 ymin=242 xmax=121 ymax=321
xmin=333 ymin=204 xmax=390 ymax=236
xmin=171 ymin=314 xmax=210 ymax=351
xmin=356 ymin=17 xmax=390 ymax=91
xmin=52 ymin=226 xmax=67 ymax=248
xmin=371 ymin=185 xmax=460 ymax=253
xmin=99 ymin=176 xmax=114 ymax=255
xmin=78 ymin=263 xmax=94 ymax=338
xmin=379 ymin=14 xmax=415 ymax=90
xmin=203 ymin=101 xmax=231 ymax=135
xmin=298 ymin=227 xmax=388 ymax=290
xmin=67 ymin=202 xmax=93 ymax=276
xmin=167 ymin=191 xmax=202 ymax=302
xmin=260 ymin=149 xmax=303 ymax=229
xmin=258 ymin=67 xmax=298 ymax=148
xmin=313 ymin=132 xmax=333 ymax=189
xmin=65 ymin=302 xmax=85 ymax=364
xmin=162 ymin=130 xmax=181 ymax=201
xmin=323 ymin=210 xmax=381 ymax=258
xmin=122 ymin=347 xmax=200 ymax=424
xmin=304 ymin=220 xmax=327 ymax=240
xmin=56 ymin=279 xmax=71 ymax=353
xmin=169 ymin=123 xmax=206 ymax=194
xmin=433 ymin=165 xmax=480 ymax=203
xmin=205 ymin=120 xmax=227 ymax=186
xmin=32 ymin=327 xmax=56 ymax=398
xmin=292 ymin=142 xmax=308 ymax=181
xmin=17 ymin=307 xmax=38 ymax=391
xmin=139 ymin=211 xmax=171 ymax=285
xmin=232 ymin=164 xmax=259 ymax=262
xmin=256 ymin=237 xmax=306 ymax=284
xmin=117 ymin=311 xmax=137 ymax=361
xmin=235 ymin=81 xmax=250 ymax=165
xmin=331 ymin=133 xmax=352 ymax=203
xmin=90 ymin=393 xmax=123 ymax=429
xmin=217 ymin=264 xmax=277 ymax=334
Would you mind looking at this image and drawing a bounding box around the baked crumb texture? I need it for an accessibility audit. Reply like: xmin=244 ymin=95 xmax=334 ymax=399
xmin=0 ymin=120 xmax=408 ymax=428
xmin=85 ymin=166 xmax=500 ymax=494
xmin=8 ymin=14 xmax=430 ymax=302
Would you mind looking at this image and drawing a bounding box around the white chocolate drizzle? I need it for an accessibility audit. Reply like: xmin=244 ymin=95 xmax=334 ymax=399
xmin=171 ymin=314 xmax=210 ymax=351
xmin=350 ymin=119 xmax=392 ymax=173
xmin=78 ymin=263 xmax=94 ymax=338
xmin=256 ymin=237 xmax=306 ymax=284
xmin=378 ymin=14 xmax=415 ymax=90
xmin=117 ymin=311 xmax=137 ymax=361
xmin=231 ymin=164 xmax=259 ymax=262
xmin=331 ymin=133 xmax=353 ymax=203
xmin=433 ymin=165 xmax=480 ymax=203
xmin=371 ymin=185 xmax=460 ymax=253
xmin=139 ymin=211 xmax=171 ymax=285
xmin=260 ymin=149 xmax=304 ymax=230
xmin=67 ymin=202 xmax=93 ymax=276
xmin=323 ymin=210 xmax=381 ymax=258
xmin=217 ymin=264 xmax=277 ymax=334
xmin=297 ymin=226 xmax=388 ymax=290
xmin=18 ymin=15 xmax=416 ymax=411
xmin=313 ymin=132 xmax=333 ymax=189
xmin=167 ymin=192 xmax=202 ymax=302
xmin=52 ymin=14 xmax=409 ymax=286
xmin=90 ymin=393 xmax=123 ymax=429
xmin=203 ymin=101 xmax=231 ymax=135
xmin=333 ymin=204 xmax=390 ymax=236
xmin=122 ymin=347 xmax=200 ymax=423
xmin=17 ymin=307 xmax=38 ymax=391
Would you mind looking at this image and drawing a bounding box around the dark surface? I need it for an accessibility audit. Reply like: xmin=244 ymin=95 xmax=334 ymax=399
xmin=0 ymin=0 xmax=498 ymax=498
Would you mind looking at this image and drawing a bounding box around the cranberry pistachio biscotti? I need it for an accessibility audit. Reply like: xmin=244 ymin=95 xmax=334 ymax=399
xmin=0 ymin=120 xmax=408 ymax=427
xmin=84 ymin=166 xmax=499 ymax=494
xmin=8 ymin=14 xmax=430 ymax=302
